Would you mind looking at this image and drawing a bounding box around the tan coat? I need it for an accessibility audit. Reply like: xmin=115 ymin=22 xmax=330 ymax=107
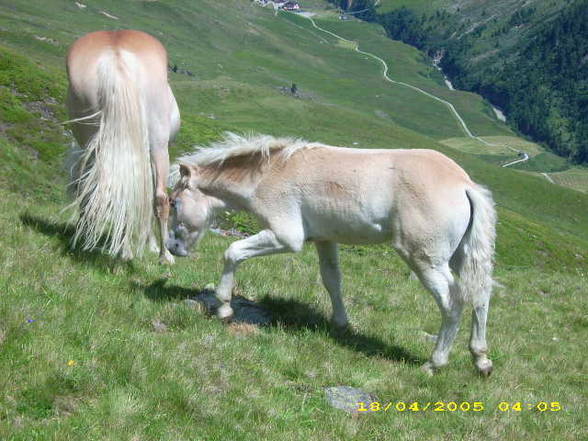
xmin=66 ymin=30 xmax=179 ymax=261
xmin=169 ymin=134 xmax=497 ymax=375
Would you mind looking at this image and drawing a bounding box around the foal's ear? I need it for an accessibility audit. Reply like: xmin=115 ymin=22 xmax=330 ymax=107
xmin=179 ymin=163 xmax=193 ymax=179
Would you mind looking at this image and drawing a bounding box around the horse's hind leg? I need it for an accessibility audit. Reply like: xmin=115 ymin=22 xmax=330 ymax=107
xmin=415 ymin=262 xmax=464 ymax=374
xmin=151 ymin=146 xmax=174 ymax=264
xmin=315 ymin=241 xmax=348 ymax=329
xmin=152 ymin=88 xmax=180 ymax=264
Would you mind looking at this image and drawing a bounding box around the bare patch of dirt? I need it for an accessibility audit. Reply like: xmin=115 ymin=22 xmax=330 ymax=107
xmin=23 ymin=98 xmax=58 ymax=122
xmin=53 ymin=395 xmax=82 ymax=417
xmin=228 ymin=322 xmax=260 ymax=337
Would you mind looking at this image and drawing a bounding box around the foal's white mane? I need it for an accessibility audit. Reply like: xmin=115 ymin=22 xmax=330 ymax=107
xmin=169 ymin=132 xmax=325 ymax=186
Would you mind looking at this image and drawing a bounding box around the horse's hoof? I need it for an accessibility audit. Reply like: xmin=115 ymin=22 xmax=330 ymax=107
xmin=475 ymin=358 xmax=493 ymax=377
xmin=160 ymin=251 xmax=175 ymax=265
xmin=217 ymin=303 xmax=234 ymax=321
xmin=120 ymin=251 xmax=133 ymax=261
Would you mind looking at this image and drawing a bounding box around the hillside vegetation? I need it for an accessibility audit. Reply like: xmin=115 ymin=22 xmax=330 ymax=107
xmin=337 ymin=0 xmax=588 ymax=164
xmin=0 ymin=1 xmax=587 ymax=439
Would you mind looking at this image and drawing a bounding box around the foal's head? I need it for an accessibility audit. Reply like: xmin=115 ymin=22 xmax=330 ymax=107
xmin=166 ymin=164 xmax=211 ymax=257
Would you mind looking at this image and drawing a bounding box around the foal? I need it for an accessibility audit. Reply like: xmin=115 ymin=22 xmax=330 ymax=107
xmin=168 ymin=134 xmax=497 ymax=375
xmin=66 ymin=30 xmax=179 ymax=262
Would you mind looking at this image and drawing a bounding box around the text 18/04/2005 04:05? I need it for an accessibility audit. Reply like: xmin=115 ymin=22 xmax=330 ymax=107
xmin=356 ymin=401 xmax=563 ymax=412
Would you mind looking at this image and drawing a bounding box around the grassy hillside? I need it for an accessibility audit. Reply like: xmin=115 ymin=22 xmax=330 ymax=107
xmin=0 ymin=1 xmax=587 ymax=439
xmin=371 ymin=0 xmax=588 ymax=164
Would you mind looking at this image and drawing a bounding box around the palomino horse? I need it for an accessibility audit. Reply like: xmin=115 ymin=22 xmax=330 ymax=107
xmin=66 ymin=30 xmax=179 ymax=262
xmin=168 ymin=133 xmax=497 ymax=375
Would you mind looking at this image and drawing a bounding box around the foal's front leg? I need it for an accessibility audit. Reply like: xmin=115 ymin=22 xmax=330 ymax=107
xmin=216 ymin=229 xmax=293 ymax=320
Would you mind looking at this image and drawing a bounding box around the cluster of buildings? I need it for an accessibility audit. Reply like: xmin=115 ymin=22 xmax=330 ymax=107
xmin=254 ymin=0 xmax=301 ymax=11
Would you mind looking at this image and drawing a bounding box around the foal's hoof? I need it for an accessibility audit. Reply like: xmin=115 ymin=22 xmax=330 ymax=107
xmin=217 ymin=303 xmax=234 ymax=322
xmin=331 ymin=323 xmax=353 ymax=339
xmin=421 ymin=361 xmax=436 ymax=376
xmin=475 ymin=358 xmax=493 ymax=377
xmin=332 ymin=319 xmax=351 ymax=331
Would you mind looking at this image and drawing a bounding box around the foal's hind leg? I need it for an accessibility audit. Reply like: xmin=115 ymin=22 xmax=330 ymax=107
xmin=470 ymin=290 xmax=492 ymax=375
xmin=415 ymin=263 xmax=464 ymax=374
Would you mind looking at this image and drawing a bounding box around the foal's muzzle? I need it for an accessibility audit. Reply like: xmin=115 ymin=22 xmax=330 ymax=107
xmin=166 ymin=231 xmax=189 ymax=257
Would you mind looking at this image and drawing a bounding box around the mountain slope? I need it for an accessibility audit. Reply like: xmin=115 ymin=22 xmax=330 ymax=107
xmin=0 ymin=1 xmax=586 ymax=439
xmin=369 ymin=0 xmax=588 ymax=163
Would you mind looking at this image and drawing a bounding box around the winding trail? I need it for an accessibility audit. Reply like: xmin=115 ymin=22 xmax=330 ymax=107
xmin=302 ymin=14 xmax=474 ymax=138
xmin=286 ymin=11 xmax=532 ymax=167
xmin=502 ymin=152 xmax=529 ymax=168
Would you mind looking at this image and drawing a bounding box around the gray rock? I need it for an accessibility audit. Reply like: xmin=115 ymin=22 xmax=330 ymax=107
xmin=324 ymin=386 xmax=378 ymax=413
xmin=189 ymin=288 xmax=272 ymax=326
xmin=151 ymin=319 xmax=168 ymax=333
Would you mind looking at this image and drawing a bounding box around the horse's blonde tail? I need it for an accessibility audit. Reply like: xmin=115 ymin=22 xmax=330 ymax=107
xmin=452 ymin=184 xmax=497 ymax=305
xmin=68 ymin=50 xmax=153 ymax=259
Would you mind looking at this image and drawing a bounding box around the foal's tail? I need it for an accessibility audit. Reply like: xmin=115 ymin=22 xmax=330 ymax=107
xmin=452 ymin=184 xmax=497 ymax=304
xmin=68 ymin=51 xmax=153 ymax=259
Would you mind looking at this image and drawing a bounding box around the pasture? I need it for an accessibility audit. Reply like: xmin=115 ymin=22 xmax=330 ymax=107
xmin=0 ymin=1 xmax=587 ymax=439
xmin=548 ymin=167 xmax=588 ymax=194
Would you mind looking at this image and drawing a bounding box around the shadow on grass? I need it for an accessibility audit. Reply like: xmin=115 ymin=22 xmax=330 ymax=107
xmin=261 ymin=296 xmax=423 ymax=365
xmin=20 ymin=212 xmax=135 ymax=272
xmin=141 ymin=278 xmax=196 ymax=302
xmin=139 ymin=278 xmax=422 ymax=365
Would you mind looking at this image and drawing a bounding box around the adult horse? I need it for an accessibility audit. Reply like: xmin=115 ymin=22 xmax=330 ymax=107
xmin=168 ymin=133 xmax=497 ymax=375
xmin=66 ymin=30 xmax=179 ymax=262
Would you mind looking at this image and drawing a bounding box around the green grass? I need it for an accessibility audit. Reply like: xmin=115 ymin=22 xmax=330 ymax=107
xmin=441 ymin=136 xmax=544 ymax=157
xmin=0 ymin=0 xmax=587 ymax=439
xmin=375 ymin=0 xmax=449 ymax=14
xmin=547 ymin=167 xmax=588 ymax=193
xmin=511 ymin=151 xmax=570 ymax=173
xmin=309 ymin=14 xmax=513 ymax=138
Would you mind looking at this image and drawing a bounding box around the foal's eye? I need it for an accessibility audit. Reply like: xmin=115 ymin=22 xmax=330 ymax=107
xmin=169 ymin=198 xmax=176 ymax=208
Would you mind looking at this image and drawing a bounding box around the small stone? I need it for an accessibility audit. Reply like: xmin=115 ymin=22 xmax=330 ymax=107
xmin=325 ymin=386 xmax=378 ymax=413
xmin=151 ymin=319 xmax=168 ymax=333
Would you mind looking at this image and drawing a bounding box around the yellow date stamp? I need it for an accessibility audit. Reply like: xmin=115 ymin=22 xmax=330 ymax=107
xmin=357 ymin=401 xmax=563 ymax=413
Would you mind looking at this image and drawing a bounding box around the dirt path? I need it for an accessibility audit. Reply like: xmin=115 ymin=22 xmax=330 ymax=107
xmin=289 ymin=11 xmax=532 ymax=168
xmin=502 ymin=152 xmax=529 ymax=168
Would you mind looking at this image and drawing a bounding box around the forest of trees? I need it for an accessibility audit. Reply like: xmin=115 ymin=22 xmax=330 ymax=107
xmin=331 ymin=0 xmax=588 ymax=164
